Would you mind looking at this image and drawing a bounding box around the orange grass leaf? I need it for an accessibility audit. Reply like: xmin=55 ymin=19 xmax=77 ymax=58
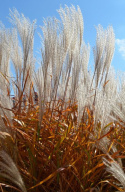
xmin=29 ymin=167 xmax=66 ymax=190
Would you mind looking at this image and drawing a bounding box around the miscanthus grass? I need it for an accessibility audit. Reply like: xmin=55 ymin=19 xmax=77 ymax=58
xmin=0 ymin=5 xmax=125 ymax=192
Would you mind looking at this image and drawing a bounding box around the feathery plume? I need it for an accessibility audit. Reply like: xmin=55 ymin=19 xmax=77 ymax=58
xmin=0 ymin=150 xmax=27 ymax=192
xmin=103 ymin=154 xmax=125 ymax=190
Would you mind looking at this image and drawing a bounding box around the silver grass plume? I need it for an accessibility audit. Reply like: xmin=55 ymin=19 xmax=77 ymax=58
xmin=58 ymin=5 xmax=84 ymax=102
xmin=110 ymin=71 xmax=125 ymax=125
xmin=110 ymin=92 xmax=125 ymax=124
xmin=0 ymin=23 xmax=13 ymax=126
xmin=9 ymin=9 xmax=36 ymax=104
xmin=92 ymin=25 xmax=115 ymax=88
xmin=38 ymin=5 xmax=85 ymax=116
xmin=0 ymin=150 xmax=27 ymax=192
xmin=103 ymin=66 xmax=118 ymax=100
xmin=10 ymin=28 xmax=23 ymax=98
xmin=0 ymin=22 xmax=11 ymax=79
xmin=103 ymin=154 xmax=125 ymax=190
xmin=76 ymin=42 xmax=91 ymax=124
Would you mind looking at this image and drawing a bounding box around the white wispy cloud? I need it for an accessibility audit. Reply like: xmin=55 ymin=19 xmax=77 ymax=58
xmin=115 ymin=39 xmax=125 ymax=59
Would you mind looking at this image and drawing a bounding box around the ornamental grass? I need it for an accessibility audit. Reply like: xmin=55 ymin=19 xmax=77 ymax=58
xmin=0 ymin=5 xmax=125 ymax=192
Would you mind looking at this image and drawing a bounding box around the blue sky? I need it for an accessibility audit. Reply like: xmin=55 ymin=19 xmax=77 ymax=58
xmin=1 ymin=0 xmax=125 ymax=72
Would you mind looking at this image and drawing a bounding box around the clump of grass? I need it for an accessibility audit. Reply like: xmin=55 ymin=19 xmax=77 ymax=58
xmin=0 ymin=5 xmax=125 ymax=192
